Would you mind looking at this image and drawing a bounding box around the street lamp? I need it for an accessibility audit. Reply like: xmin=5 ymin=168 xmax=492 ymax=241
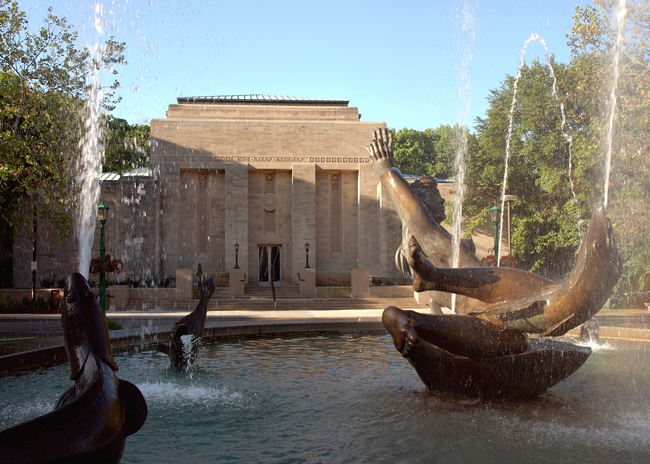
xmin=97 ymin=201 xmax=108 ymax=315
xmin=489 ymin=202 xmax=501 ymax=260
xmin=304 ymin=242 xmax=310 ymax=269
xmin=234 ymin=242 xmax=240 ymax=269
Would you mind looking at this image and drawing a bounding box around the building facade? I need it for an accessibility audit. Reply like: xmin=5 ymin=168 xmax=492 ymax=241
xmin=13 ymin=95 xmax=411 ymax=288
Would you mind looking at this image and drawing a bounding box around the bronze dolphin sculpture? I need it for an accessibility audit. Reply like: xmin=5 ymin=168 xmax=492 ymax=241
xmin=158 ymin=264 xmax=215 ymax=370
xmin=407 ymin=203 xmax=621 ymax=336
xmin=383 ymin=306 xmax=591 ymax=400
xmin=0 ymin=272 xmax=147 ymax=464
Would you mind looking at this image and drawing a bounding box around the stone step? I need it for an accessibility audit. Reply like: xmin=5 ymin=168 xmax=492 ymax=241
xmin=122 ymin=297 xmax=425 ymax=312
xmin=243 ymin=286 xmax=301 ymax=298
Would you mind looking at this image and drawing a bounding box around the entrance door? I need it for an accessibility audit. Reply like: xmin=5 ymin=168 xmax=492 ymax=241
xmin=258 ymin=246 xmax=281 ymax=286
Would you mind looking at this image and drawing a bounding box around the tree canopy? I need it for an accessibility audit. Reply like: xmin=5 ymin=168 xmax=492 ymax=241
xmin=461 ymin=0 xmax=650 ymax=301
xmin=103 ymin=116 xmax=150 ymax=173
xmin=391 ymin=125 xmax=475 ymax=180
xmin=567 ymin=0 xmax=650 ymax=302
xmin=0 ymin=0 xmax=126 ymax=286
xmin=464 ymin=59 xmax=582 ymax=278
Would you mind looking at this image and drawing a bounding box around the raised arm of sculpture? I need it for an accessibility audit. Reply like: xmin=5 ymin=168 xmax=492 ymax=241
xmin=366 ymin=128 xmax=481 ymax=269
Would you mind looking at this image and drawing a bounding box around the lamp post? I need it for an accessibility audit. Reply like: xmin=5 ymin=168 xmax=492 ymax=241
xmin=501 ymin=194 xmax=518 ymax=255
xmin=489 ymin=202 xmax=501 ymax=260
xmin=234 ymin=242 xmax=240 ymax=269
xmin=304 ymin=242 xmax=310 ymax=269
xmin=97 ymin=202 xmax=108 ymax=315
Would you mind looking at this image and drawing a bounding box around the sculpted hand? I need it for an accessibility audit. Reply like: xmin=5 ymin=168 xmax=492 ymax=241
xmin=366 ymin=128 xmax=395 ymax=175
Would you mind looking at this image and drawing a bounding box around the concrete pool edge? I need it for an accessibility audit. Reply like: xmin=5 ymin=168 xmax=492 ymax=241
xmin=2 ymin=309 xmax=650 ymax=376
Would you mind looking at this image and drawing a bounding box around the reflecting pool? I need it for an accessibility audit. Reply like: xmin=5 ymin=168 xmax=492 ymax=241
xmin=2 ymin=334 xmax=650 ymax=463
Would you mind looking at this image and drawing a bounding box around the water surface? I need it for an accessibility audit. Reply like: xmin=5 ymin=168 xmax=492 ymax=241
xmin=1 ymin=334 xmax=649 ymax=463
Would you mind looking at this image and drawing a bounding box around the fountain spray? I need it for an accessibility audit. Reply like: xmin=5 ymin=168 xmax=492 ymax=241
xmin=76 ymin=4 xmax=107 ymax=279
xmin=450 ymin=0 xmax=476 ymax=312
xmin=603 ymin=0 xmax=627 ymax=211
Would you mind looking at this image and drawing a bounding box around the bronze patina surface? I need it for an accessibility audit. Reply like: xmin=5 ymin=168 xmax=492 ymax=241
xmin=0 ymin=273 xmax=147 ymax=464
xmin=367 ymin=128 xmax=621 ymax=399
xmin=158 ymin=264 xmax=215 ymax=370
xmin=383 ymin=307 xmax=591 ymax=399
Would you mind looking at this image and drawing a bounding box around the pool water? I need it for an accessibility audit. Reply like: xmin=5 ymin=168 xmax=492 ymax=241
xmin=2 ymin=333 xmax=650 ymax=463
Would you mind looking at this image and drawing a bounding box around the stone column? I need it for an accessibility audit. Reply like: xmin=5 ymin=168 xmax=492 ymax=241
xmin=225 ymin=163 xmax=249 ymax=280
xmin=357 ymin=164 xmax=380 ymax=276
xmin=160 ymin=164 xmax=181 ymax=278
xmin=379 ymin=182 xmax=401 ymax=279
xmin=292 ymin=164 xmax=316 ymax=285
xmin=176 ymin=268 xmax=193 ymax=301
xmin=298 ymin=268 xmax=315 ymax=298
xmin=351 ymin=268 xmax=369 ymax=298
xmin=229 ymin=269 xmax=246 ymax=298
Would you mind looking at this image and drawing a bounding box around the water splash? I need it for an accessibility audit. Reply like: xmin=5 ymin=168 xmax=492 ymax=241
xmin=603 ymin=0 xmax=628 ymax=211
xmin=137 ymin=381 xmax=246 ymax=408
xmin=450 ymin=0 xmax=477 ymax=312
xmin=76 ymin=4 xmax=107 ymax=278
xmin=497 ymin=33 xmax=576 ymax=265
xmin=180 ymin=334 xmax=201 ymax=370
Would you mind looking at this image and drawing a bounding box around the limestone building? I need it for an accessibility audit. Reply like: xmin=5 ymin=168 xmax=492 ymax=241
xmin=149 ymin=95 xmax=401 ymax=286
xmin=13 ymin=95 xmax=408 ymax=288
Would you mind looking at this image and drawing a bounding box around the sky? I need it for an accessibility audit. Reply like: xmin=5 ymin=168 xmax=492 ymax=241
xmin=21 ymin=0 xmax=592 ymax=130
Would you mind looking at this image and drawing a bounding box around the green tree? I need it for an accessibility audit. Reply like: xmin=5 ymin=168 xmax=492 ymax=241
xmin=391 ymin=125 xmax=474 ymax=179
xmin=465 ymin=59 xmax=583 ymax=278
xmin=0 ymin=0 xmax=126 ymax=228
xmin=0 ymin=1 xmax=125 ymax=286
xmin=103 ymin=116 xmax=150 ymax=173
xmin=568 ymin=0 xmax=650 ymax=303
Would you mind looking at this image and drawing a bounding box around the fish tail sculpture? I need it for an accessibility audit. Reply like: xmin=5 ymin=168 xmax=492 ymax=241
xmin=0 ymin=272 xmax=147 ymax=464
xmin=159 ymin=264 xmax=215 ymax=370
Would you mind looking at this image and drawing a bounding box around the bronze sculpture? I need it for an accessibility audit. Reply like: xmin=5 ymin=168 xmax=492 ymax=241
xmin=0 ymin=272 xmax=147 ymax=463
xmin=367 ymin=128 xmax=621 ymax=398
xmin=158 ymin=264 xmax=215 ymax=370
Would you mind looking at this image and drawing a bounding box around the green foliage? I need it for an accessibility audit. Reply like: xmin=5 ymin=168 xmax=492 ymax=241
xmin=0 ymin=0 xmax=126 ymax=239
xmin=106 ymin=319 xmax=123 ymax=330
xmin=396 ymin=274 xmax=412 ymax=286
xmin=391 ymin=125 xmax=475 ymax=179
xmin=568 ymin=0 xmax=650 ymax=303
xmin=103 ymin=116 xmax=150 ymax=173
xmin=0 ymin=296 xmax=15 ymax=313
xmin=464 ymin=59 xmax=585 ymax=278
xmin=38 ymin=273 xmax=56 ymax=288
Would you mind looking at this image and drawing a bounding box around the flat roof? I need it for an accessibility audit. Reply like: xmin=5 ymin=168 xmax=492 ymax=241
xmin=99 ymin=167 xmax=151 ymax=181
xmin=177 ymin=94 xmax=350 ymax=106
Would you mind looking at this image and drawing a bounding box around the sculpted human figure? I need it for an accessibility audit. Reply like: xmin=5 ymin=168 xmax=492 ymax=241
xmin=394 ymin=175 xmax=475 ymax=313
xmin=366 ymin=127 xmax=621 ymax=398
xmin=366 ymin=128 xmax=621 ymax=336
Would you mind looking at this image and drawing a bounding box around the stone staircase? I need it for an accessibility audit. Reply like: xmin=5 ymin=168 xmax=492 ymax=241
xmin=243 ymin=286 xmax=302 ymax=299
xmin=122 ymin=295 xmax=426 ymax=312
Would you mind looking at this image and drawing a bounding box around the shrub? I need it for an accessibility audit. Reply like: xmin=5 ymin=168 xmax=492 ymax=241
xmin=39 ymin=274 xmax=57 ymax=288
xmin=481 ymin=254 xmax=518 ymax=268
xmin=370 ymin=276 xmax=383 ymax=286
xmin=56 ymin=278 xmax=67 ymax=288
xmin=0 ymin=297 xmax=15 ymax=314
xmin=396 ymin=275 xmax=412 ymax=286
xmin=316 ymin=278 xmax=351 ymax=287
xmin=106 ymin=319 xmax=123 ymax=330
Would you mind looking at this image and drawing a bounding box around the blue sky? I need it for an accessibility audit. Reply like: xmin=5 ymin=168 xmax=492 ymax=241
xmin=22 ymin=0 xmax=591 ymax=130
